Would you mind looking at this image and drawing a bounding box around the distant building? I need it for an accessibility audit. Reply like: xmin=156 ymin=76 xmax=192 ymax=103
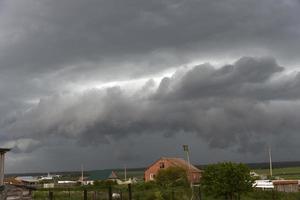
xmin=273 ymin=180 xmax=299 ymax=193
xmin=116 ymin=177 xmax=138 ymax=185
xmin=4 ymin=177 xmax=22 ymax=185
xmin=15 ymin=176 xmax=39 ymax=185
xmin=57 ymin=181 xmax=77 ymax=184
xmin=88 ymin=170 xmax=119 ymax=181
xmin=39 ymin=173 xmax=60 ymax=181
xmin=250 ymin=171 xmax=259 ymax=177
xmin=144 ymin=157 xmax=202 ymax=183
xmin=39 ymin=174 xmax=53 ymax=181
xmin=253 ymin=180 xmax=274 ymax=190
xmin=79 ymin=170 xmax=120 ymax=185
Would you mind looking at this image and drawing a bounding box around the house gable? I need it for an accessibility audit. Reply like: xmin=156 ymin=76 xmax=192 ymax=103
xmin=144 ymin=157 xmax=202 ymax=183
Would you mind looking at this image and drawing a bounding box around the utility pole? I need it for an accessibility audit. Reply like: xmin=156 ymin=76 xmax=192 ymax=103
xmin=183 ymin=145 xmax=195 ymax=200
xmin=124 ymin=165 xmax=127 ymax=181
xmin=81 ymin=164 xmax=84 ymax=185
xmin=269 ymin=146 xmax=273 ymax=178
xmin=0 ymin=149 xmax=10 ymax=187
xmin=0 ymin=148 xmax=10 ymax=200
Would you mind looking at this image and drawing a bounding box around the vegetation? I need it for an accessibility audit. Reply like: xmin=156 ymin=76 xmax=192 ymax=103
xmin=31 ymin=164 xmax=300 ymax=200
xmin=201 ymin=162 xmax=254 ymax=200
xmin=254 ymin=167 xmax=300 ymax=180
xmin=33 ymin=186 xmax=300 ymax=200
xmin=93 ymin=180 xmax=118 ymax=187
xmin=156 ymin=166 xmax=189 ymax=188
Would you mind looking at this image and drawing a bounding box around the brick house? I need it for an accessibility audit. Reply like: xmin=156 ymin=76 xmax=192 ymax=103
xmin=144 ymin=157 xmax=202 ymax=183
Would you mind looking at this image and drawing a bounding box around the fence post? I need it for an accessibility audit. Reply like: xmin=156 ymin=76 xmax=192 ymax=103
xmin=93 ymin=191 xmax=96 ymax=200
xmin=48 ymin=191 xmax=53 ymax=200
xmin=198 ymin=186 xmax=202 ymax=200
xmin=128 ymin=184 xmax=132 ymax=200
xmin=272 ymin=189 xmax=275 ymax=200
xmin=171 ymin=189 xmax=174 ymax=200
xmin=83 ymin=189 xmax=87 ymax=200
xmin=108 ymin=185 xmax=112 ymax=200
xmin=120 ymin=191 xmax=123 ymax=200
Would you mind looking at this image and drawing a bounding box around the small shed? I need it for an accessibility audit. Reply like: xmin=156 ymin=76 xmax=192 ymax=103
xmin=273 ymin=180 xmax=299 ymax=193
xmin=253 ymin=180 xmax=274 ymax=190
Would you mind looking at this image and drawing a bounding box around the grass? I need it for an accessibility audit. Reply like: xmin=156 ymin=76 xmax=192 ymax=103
xmin=31 ymin=166 xmax=300 ymax=199
xmin=33 ymin=186 xmax=126 ymax=200
xmin=254 ymin=166 xmax=300 ymax=179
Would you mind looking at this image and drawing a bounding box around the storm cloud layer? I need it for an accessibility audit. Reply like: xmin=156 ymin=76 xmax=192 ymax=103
xmin=3 ymin=57 xmax=300 ymax=155
xmin=1 ymin=0 xmax=300 ymax=172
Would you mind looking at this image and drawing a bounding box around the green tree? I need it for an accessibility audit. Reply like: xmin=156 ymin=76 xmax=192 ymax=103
xmin=201 ymin=162 xmax=253 ymax=200
xmin=155 ymin=166 xmax=189 ymax=188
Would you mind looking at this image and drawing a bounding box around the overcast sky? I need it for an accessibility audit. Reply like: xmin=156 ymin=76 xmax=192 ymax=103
xmin=1 ymin=0 xmax=300 ymax=173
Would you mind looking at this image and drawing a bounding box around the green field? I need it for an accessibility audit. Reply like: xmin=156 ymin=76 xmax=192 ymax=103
xmin=254 ymin=167 xmax=300 ymax=179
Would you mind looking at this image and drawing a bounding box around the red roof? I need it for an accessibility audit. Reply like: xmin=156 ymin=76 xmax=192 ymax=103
xmin=146 ymin=157 xmax=202 ymax=173
xmin=273 ymin=180 xmax=299 ymax=185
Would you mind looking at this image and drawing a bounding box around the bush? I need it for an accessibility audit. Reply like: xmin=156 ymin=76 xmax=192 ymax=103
xmin=156 ymin=166 xmax=189 ymax=188
xmin=93 ymin=180 xmax=117 ymax=187
xmin=134 ymin=181 xmax=158 ymax=190
xmin=201 ymin=162 xmax=254 ymax=200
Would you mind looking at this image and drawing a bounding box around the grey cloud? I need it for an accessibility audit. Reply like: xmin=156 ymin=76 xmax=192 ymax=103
xmin=1 ymin=0 xmax=300 ymax=126
xmin=2 ymin=138 xmax=41 ymax=153
xmin=1 ymin=0 xmax=300 ymax=77
xmin=1 ymin=0 xmax=300 ymax=171
xmin=161 ymin=57 xmax=285 ymax=100
xmin=4 ymin=57 xmax=300 ymax=155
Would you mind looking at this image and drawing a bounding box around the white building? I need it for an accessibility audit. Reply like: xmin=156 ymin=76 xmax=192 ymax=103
xmin=253 ymin=180 xmax=274 ymax=190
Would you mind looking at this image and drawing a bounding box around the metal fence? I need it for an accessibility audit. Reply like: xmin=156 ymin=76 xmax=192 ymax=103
xmin=33 ymin=184 xmax=132 ymax=200
xmin=32 ymin=184 xmax=203 ymax=200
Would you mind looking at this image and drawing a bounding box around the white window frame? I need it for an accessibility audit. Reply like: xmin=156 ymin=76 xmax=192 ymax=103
xmin=150 ymin=173 xmax=155 ymax=180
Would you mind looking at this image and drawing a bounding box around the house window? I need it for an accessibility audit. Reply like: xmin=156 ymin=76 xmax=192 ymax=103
xmin=159 ymin=162 xmax=165 ymax=169
xmin=150 ymin=173 xmax=155 ymax=180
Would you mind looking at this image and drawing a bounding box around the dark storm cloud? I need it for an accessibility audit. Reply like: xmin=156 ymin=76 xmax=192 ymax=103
xmin=1 ymin=0 xmax=300 ymax=117
xmin=1 ymin=0 xmax=300 ymax=76
xmin=1 ymin=0 xmax=300 ymax=171
xmin=4 ymin=57 xmax=300 ymax=154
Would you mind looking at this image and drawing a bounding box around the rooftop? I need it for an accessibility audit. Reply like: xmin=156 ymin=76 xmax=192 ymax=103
xmin=0 ymin=148 xmax=10 ymax=153
xmin=162 ymin=157 xmax=202 ymax=172
xmin=273 ymin=180 xmax=299 ymax=185
xmin=146 ymin=157 xmax=202 ymax=172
